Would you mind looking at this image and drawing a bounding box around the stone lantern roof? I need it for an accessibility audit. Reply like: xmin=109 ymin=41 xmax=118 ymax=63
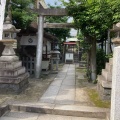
xmin=3 ymin=15 xmax=20 ymax=33
xmin=110 ymin=22 xmax=120 ymax=32
xmin=110 ymin=22 xmax=120 ymax=45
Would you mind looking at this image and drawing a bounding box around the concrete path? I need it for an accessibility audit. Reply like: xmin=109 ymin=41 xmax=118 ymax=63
xmin=0 ymin=64 xmax=109 ymax=120
xmin=39 ymin=64 xmax=76 ymax=105
xmin=0 ymin=111 xmax=105 ymax=120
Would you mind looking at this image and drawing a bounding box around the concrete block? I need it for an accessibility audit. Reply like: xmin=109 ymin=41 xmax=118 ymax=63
xmin=105 ymin=63 xmax=113 ymax=74
xmin=0 ymin=67 xmax=25 ymax=77
xmin=53 ymin=105 xmax=108 ymax=118
xmin=102 ymin=69 xmax=112 ymax=82
xmin=0 ymin=61 xmax=22 ymax=70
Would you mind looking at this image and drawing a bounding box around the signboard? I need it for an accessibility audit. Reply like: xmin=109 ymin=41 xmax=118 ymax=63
xmin=0 ymin=0 xmax=6 ymax=40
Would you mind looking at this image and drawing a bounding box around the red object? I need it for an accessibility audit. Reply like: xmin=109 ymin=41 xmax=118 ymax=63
xmin=64 ymin=42 xmax=76 ymax=45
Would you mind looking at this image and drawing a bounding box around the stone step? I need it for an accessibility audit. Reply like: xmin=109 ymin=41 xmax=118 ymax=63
xmin=105 ymin=63 xmax=113 ymax=74
xmin=0 ymin=72 xmax=29 ymax=84
xmin=97 ymin=75 xmax=111 ymax=100
xmin=0 ymin=105 xmax=9 ymax=117
xmin=102 ymin=69 xmax=112 ymax=82
xmin=8 ymin=102 xmax=109 ymax=119
xmin=97 ymin=75 xmax=112 ymax=88
xmin=1 ymin=111 xmax=106 ymax=120
xmin=0 ymin=67 xmax=26 ymax=77
xmin=0 ymin=61 xmax=22 ymax=70
xmin=109 ymin=58 xmax=113 ymax=64
xmin=0 ymin=72 xmax=29 ymax=94
xmin=106 ymin=113 xmax=110 ymax=120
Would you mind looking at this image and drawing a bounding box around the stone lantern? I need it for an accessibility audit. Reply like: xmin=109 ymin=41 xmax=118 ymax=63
xmin=111 ymin=22 xmax=120 ymax=47
xmin=0 ymin=15 xmax=29 ymax=94
xmin=0 ymin=15 xmax=20 ymax=61
xmin=50 ymin=50 xmax=60 ymax=71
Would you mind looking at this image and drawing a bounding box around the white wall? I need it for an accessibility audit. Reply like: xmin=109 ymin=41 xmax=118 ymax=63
xmin=0 ymin=0 xmax=6 ymax=40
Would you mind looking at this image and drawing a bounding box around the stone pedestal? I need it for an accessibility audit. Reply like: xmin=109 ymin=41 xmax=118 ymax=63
xmin=97 ymin=38 xmax=120 ymax=100
xmin=0 ymin=40 xmax=29 ymax=94
xmin=97 ymin=58 xmax=113 ymax=100
xmin=111 ymin=46 xmax=120 ymax=120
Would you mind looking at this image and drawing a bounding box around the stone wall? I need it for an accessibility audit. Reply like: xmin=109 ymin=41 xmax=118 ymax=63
xmin=97 ymin=58 xmax=113 ymax=100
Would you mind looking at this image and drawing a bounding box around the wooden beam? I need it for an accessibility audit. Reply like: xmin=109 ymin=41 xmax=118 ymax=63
xmin=44 ymin=23 xmax=74 ymax=28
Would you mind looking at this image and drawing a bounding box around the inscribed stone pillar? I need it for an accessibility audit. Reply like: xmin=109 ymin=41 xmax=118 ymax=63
xmin=111 ymin=46 xmax=120 ymax=120
xmin=35 ymin=15 xmax=44 ymax=78
xmin=0 ymin=0 xmax=6 ymax=39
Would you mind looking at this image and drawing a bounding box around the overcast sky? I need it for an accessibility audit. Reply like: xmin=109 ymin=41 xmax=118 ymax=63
xmin=44 ymin=0 xmax=77 ymax=37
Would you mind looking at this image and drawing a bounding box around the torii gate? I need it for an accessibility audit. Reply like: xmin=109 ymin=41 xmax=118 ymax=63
xmin=32 ymin=3 xmax=74 ymax=78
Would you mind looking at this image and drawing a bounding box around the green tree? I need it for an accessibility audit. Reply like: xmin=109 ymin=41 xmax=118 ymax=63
xmin=61 ymin=0 xmax=120 ymax=81
xmin=8 ymin=0 xmax=36 ymax=29
xmin=44 ymin=3 xmax=70 ymax=41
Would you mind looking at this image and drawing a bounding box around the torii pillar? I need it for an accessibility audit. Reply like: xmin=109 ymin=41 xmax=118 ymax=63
xmin=34 ymin=3 xmax=67 ymax=78
xmin=35 ymin=15 xmax=44 ymax=78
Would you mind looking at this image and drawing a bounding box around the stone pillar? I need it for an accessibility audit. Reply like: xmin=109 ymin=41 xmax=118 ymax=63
xmin=35 ymin=15 xmax=44 ymax=78
xmin=0 ymin=0 xmax=6 ymax=39
xmin=111 ymin=46 xmax=120 ymax=120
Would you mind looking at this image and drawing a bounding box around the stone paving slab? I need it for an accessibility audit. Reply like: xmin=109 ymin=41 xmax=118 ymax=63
xmin=1 ymin=111 xmax=106 ymax=120
xmin=37 ymin=114 xmax=71 ymax=120
xmin=53 ymin=105 xmax=109 ymax=118
xmin=39 ymin=86 xmax=60 ymax=103
xmin=5 ymin=111 xmax=39 ymax=119
xmin=8 ymin=102 xmax=109 ymax=119
xmin=50 ymin=80 xmax=63 ymax=87
xmin=0 ymin=116 xmax=19 ymax=120
xmin=62 ymin=79 xmax=75 ymax=86
xmin=39 ymin=64 xmax=76 ymax=104
xmin=9 ymin=102 xmax=55 ymax=114
xmin=55 ymin=89 xmax=75 ymax=105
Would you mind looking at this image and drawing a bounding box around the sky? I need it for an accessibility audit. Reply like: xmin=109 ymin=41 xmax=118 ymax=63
xmin=44 ymin=0 xmax=77 ymax=37
xmin=45 ymin=0 xmax=62 ymax=6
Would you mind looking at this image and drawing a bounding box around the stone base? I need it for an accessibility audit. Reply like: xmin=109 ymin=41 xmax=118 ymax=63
xmin=97 ymin=81 xmax=111 ymax=100
xmin=0 ymin=56 xmax=19 ymax=62
xmin=0 ymin=73 xmax=29 ymax=94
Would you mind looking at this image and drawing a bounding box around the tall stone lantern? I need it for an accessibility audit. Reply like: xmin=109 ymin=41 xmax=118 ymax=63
xmin=1 ymin=15 xmax=19 ymax=61
xmin=111 ymin=22 xmax=120 ymax=47
xmin=0 ymin=15 xmax=29 ymax=94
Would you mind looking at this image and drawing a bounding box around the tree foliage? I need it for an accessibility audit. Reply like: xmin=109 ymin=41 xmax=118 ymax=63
xmin=8 ymin=0 xmax=36 ymax=29
xmin=44 ymin=4 xmax=70 ymax=41
xmin=61 ymin=0 xmax=120 ymax=41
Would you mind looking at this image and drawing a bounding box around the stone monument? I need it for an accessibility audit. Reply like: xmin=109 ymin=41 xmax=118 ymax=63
xmin=50 ymin=50 xmax=60 ymax=71
xmin=0 ymin=14 xmax=29 ymax=94
xmin=97 ymin=22 xmax=120 ymax=100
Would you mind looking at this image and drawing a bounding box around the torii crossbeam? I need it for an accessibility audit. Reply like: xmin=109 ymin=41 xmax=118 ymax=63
xmin=31 ymin=3 xmax=67 ymax=16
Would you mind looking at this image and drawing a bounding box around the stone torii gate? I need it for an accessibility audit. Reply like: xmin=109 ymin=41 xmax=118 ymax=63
xmin=32 ymin=3 xmax=73 ymax=78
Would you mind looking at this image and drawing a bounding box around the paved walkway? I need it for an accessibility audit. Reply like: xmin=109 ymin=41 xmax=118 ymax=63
xmin=39 ymin=64 xmax=76 ymax=105
xmin=0 ymin=64 xmax=109 ymax=120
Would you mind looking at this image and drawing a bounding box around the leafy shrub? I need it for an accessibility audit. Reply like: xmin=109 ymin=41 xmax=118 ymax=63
xmin=96 ymin=49 xmax=113 ymax=75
